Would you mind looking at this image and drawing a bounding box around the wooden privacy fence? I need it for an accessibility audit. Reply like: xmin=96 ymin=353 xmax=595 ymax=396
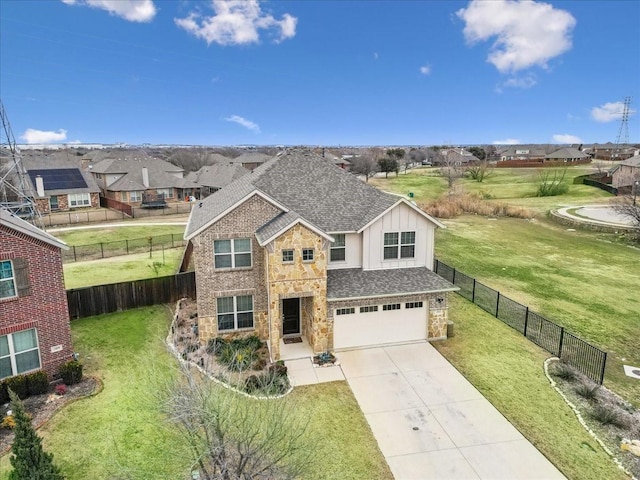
xmin=67 ymin=271 xmax=196 ymax=319
xmin=434 ymin=259 xmax=607 ymax=385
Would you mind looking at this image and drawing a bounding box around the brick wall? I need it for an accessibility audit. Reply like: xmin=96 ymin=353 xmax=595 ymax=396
xmin=0 ymin=226 xmax=73 ymax=380
xmin=192 ymin=194 xmax=282 ymax=343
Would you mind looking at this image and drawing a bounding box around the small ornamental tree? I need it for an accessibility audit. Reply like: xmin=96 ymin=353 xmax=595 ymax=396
xmin=8 ymin=389 xmax=63 ymax=480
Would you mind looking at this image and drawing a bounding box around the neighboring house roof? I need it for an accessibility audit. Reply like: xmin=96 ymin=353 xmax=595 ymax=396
xmin=230 ymin=152 xmax=273 ymax=165
xmin=92 ymin=157 xmax=198 ymax=191
xmin=545 ymin=147 xmax=589 ymax=160
xmin=327 ymin=267 xmax=457 ymax=300
xmin=619 ymin=154 xmax=640 ymax=167
xmin=0 ymin=208 xmax=68 ymax=250
xmin=208 ymin=153 xmax=233 ymax=163
xmin=186 ymin=163 xmax=250 ymax=190
xmin=21 ymin=155 xmax=100 ymax=197
xmin=186 ymin=149 xmax=426 ymax=239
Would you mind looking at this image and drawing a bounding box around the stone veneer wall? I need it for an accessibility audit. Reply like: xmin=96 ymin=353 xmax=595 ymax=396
xmin=265 ymin=223 xmax=328 ymax=359
xmin=327 ymin=291 xmax=450 ymax=348
xmin=192 ymin=195 xmax=281 ymax=343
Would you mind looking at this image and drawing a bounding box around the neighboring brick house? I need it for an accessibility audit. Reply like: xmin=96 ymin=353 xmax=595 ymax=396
xmin=185 ymin=149 xmax=456 ymax=360
xmin=544 ymin=147 xmax=590 ymax=163
xmin=91 ymin=156 xmax=201 ymax=205
xmin=612 ymin=154 xmax=640 ymax=189
xmin=0 ymin=209 xmax=73 ymax=380
xmin=22 ymin=154 xmax=101 ymax=214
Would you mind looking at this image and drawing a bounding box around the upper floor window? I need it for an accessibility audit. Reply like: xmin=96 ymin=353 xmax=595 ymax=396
xmin=302 ymin=248 xmax=314 ymax=262
xmin=214 ymin=238 xmax=252 ymax=269
xmin=330 ymin=234 xmax=346 ymax=262
xmin=282 ymin=249 xmax=294 ymax=263
xmin=383 ymin=231 xmax=415 ymax=259
xmin=217 ymin=295 xmax=254 ymax=331
xmin=0 ymin=329 xmax=41 ymax=379
xmin=0 ymin=261 xmax=16 ymax=299
xmin=68 ymin=192 xmax=91 ymax=207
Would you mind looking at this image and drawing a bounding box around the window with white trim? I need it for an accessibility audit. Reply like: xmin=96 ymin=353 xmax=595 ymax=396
xmin=129 ymin=191 xmax=142 ymax=202
xmin=336 ymin=307 xmax=355 ymax=315
xmin=68 ymin=192 xmax=91 ymax=207
xmin=330 ymin=234 xmax=346 ymax=262
xmin=383 ymin=231 xmax=415 ymax=259
xmin=157 ymin=188 xmax=174 ymax=199
xmin=382 ymin=303 xmax=401 ymax=311
xmin=360 ymin=305 xmax=378 ymax=313
xmin=217 ymin=295 xmax=254 ymax=331
xmin=0 ymin=261 xmax=16 ymax=299
xmin=282 ymin=249 xmax=294 ymax=263
xmin=0 ymin=329 xmax=41 ymax=379
xmin=302 ymin=248 xmax=314 ymax=262
xmin=406 ymin=301 xmax=423 ymax=309
xmin=214 ymin=238 xmax=252 ymax=269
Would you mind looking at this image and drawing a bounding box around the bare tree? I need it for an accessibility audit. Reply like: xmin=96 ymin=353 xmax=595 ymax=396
xmin=612 ymin=180 xmax=640 ymax=233
xmin=407 ymin=148 xmax=427 ymax=166
xmin=440 ymin=151 xmax=464 ymax=189
xmin=387 ymin=148 xmax=406 ymax=174
xmin=153 ymin=362 xmax=315 ymax=480
xmin=466 ymin=159 xmax=494 ymax=182
xmin=350 ymin=154 xmax=378 ymax=182
xmin=168 ymin=148 xmax=213 ymax=172
xmin=536 ymin=167 xmax=568 ymax=196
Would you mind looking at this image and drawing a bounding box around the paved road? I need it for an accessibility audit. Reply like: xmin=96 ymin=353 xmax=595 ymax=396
xmin=337 ymin=343 xmax=566 ymax=480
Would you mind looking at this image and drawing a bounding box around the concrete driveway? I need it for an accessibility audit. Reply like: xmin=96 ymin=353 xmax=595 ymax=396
xmin=337 ymin=342 xmax=566 ymax=480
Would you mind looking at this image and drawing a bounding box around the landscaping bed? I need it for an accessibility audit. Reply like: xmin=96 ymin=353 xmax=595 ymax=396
xmin=169 ymin=298 xmax=290 ymax=396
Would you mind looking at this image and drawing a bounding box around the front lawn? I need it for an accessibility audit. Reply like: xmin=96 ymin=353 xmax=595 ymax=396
xmin=0 ymin=306 xmax=389 ymax=479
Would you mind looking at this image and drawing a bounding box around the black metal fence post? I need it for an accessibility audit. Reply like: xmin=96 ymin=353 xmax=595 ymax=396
xmin=558 ymin=327 xmax=565 ymax=358
xmin=523 ymin=307 xmax=529 ymax=337
xmin=472 ymin=279 xmax=476 ymax=303
xmin=495 ymin=292 xmax=500 ymax=317
xmin=599 ymin=352 xmax=607 ymax=385
xmin=452 ymin=268 xmax=456 ymax=285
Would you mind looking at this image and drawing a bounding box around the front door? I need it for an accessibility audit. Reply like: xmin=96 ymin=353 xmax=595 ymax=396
xmin=282 ymin=298 xmax=300 ymax=336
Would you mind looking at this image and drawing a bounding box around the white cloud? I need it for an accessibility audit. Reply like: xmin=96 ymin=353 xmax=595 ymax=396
xmin=225 ymin=115 xmax=260 ymax=133
xmin=61 ymin=0 xmax=156 ymax=22
xmin=457 ymin=0 xmax=576 ymax=73
xmin=503 ymin=74 xmax=536 ymax=89
xmin=419 ymin=65 xmax=432 ymax=75
xmin=373 ymin=52 xmax=379 ymax=60
xmin=492 ymin=138 xmax=520 ymax=145
xmin=552 ymin=134 xmax=582 ymax=144
xmin=175 ymin=0 xmax=297 ymax=46
xmin=20 ymin=128 xmax=68 ymax=144
xmin=590 ymin=101 xmax=636 ymax=123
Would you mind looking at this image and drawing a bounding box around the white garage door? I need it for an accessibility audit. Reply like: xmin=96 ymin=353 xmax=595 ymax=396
xmin=333 ymin=302 xmax=427 ymax=349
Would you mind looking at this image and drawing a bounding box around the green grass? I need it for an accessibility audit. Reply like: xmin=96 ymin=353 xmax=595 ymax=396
xmin=435 ymin=215 xmax=640 ymax=407
xmin=374 ymin=166 xmax=613 ymax=214
xmin=52 ymin=225 xmax=185 ymax=246
xmin=433 ymin=296 xmax=627 ymax=480
xmin=0 ymin=307 xmax=388 ymax=479
xmin=63 ymin=248 xmax=184 ymax=289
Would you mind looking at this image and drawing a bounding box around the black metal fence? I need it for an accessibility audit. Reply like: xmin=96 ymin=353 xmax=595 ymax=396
xmin=62 ymin=234 xmax=187 ymax=263
xmin=67 ymin=271 xmax=196 ymax=319
xmin=434 ymin=259 xmax=607 ymax=384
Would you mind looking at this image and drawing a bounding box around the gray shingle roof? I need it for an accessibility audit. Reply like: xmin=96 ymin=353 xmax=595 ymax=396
xmin=0 ymin=209 xmax=68 ymax=250
xmin=92 ymin=157 xmax=197 ymax=191
xmin=327 ymin=267 xmax=457 ymax=300
xmin=187 ymin=163 xmax=250 ymax=189
xmin=21 ymin=155 xmax=100 ymax=195
xmin=545 ymin=147 xmax=589 ymax=159
xmin=255 ymin=211 xmax=301 ymax=245
xmin=620 ymin=154 xmax=640 ymax=167
xmin=185 ymin=149 xmax=399 ymax=239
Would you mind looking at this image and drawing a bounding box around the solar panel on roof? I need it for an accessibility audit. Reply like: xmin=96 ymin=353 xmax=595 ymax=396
xmin=28 ymin=168 xmax=88 ymax=190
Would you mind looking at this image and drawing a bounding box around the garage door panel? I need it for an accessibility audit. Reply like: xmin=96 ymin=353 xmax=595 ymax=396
xmin=334 ymin=307 xmax=427 ymax=349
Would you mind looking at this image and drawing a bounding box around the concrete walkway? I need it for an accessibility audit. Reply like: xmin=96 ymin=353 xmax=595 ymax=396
xmin=555 ymin=205 xmax=634 ymax=229
xmin=336 ymin=342 xmax=566 ymax=480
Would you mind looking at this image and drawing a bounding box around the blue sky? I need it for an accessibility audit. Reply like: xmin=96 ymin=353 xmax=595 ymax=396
xmin=1 ymin=0 xmax=639 ymax=146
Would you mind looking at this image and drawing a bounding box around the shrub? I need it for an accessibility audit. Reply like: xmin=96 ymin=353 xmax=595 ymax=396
xmin=26 ymin=371 xmax=49 ymax=396
xmin=589 ymin=405 xmax=628 ymax=428
xmin=252 ymin=358 xmax=267 ymax=371
xmin=218 ymin=345 xmax=255 ymax=371
xmin=206 ymin=337 xmax=227 ymax=355
xmin=550 ymin=363 xmax=577 ymax=382
xmin=243 ymin=371 xmax=289 ymax=396
xmin=268 ymin=362 xmax=288 ymax=377
xmin=574 ymin=384 xmax=599 ymax=402
xmin=1 ymin=415 xmax=15 ymax=429
xmin=0 ymin=382 xmax=8 ymax=405
xmin=4 ymin=376 xmax=28 ymax=400
xmin=59 ymin=360 xmax=83 ymax=385
xmin=55 ymin=384 xmax=67 ymax=396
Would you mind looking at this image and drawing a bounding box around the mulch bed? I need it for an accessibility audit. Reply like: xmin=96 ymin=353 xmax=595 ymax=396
xmin=0 ymin=377 xmax=101 ymax=455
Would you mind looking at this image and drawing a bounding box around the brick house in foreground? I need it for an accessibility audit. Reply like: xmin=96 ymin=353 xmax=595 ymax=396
xmin=0 ymin=209 xmax=73 ymax=380
xmin=185 ymin=149 xmax=456 ymax=360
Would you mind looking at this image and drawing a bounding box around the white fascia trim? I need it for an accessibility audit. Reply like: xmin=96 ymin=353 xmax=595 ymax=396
xmin=327 ymin=286 xmax=459 ymax=302
xmin=258 ymin=217 xmax=334 ymax=246
xmin=356 ymin=198 xmax=445 ymax=233
xmin=185 ymin=190 xmax=289 ymax=241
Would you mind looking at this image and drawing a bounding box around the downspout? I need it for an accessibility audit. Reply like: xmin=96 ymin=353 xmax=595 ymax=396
xmin=265 ymin=245 xmax=273 ymax=362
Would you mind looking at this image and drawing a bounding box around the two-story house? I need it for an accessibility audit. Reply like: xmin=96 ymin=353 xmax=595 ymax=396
xmin=184 ymin=150 xmax=456 ymax=360
xmin=0 ymin=209 xmax=73 ymax=380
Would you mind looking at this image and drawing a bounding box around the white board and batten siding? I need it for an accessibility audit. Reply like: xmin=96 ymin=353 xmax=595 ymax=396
xmin=327 ymin=232 xmax=362 ymax=270
xmin=333 ymin=302 xmax=428 ymax=349
xmin=362 ymin=202 xmax=435 ymax=270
